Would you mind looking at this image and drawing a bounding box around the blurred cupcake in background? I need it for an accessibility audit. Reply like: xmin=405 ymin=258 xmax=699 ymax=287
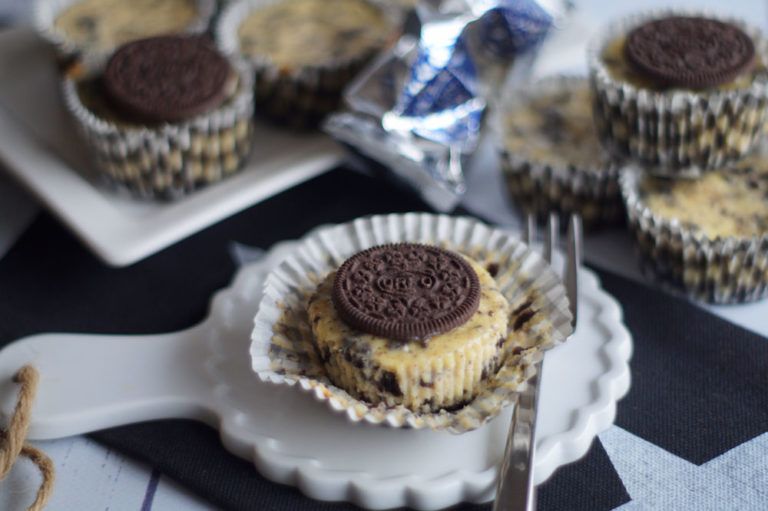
xmin=590 ymin=10 xmax=768 ymax=176
xmin=61 ymin=34 xmax=254 ymax=199
xmin=34 ymin=0 xmax=216 ymax=66
xmin=497 ymin=76 xmax=623 ymax=230
xmin=621 ymin=146 xmax=768 ymax=303
xmin=216 ymin=0 xmax=399 ymax=129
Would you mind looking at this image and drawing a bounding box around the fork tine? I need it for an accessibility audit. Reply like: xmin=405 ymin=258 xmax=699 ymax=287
xmin=565 ymin=214 xmax=582 ymax=329
xmin=544 ymin=213 xmax=558 ymax=265
xmin=524 ymin=213 xmax=535 ymax=247
xmin=495 ymin=213 xmax=579 ymax=511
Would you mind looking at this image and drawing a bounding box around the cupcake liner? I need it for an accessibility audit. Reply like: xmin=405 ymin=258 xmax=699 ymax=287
xmin=215 ymin=0 xmax=399 ymax=129
xmin=61 ymin=58 xmax=255 ymax=200
xmin=620 ymin=166 xmax=768 ymax=303
xmin=589 ymin=9 xmax=768 ymax=176
xmin=34 ymin=0 xmax=216 ymax=67
xmin=251 ymin=213 xmax=573 ymax=433
xmin=496 ymin=75 xmax=623 ymax=230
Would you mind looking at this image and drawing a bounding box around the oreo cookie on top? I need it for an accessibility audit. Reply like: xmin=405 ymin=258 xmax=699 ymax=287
xmin=308 ymin=243 xmax=511 ymax=413
xmin=103 ymin=35 xmax=233 ymax=124
xmin=331 ymin=243 xmax=481 ymax=342
xmin=623 ymin=16 xmax=755 ymax=90
xmin=599 ymin=14 xmax=761 ymax=92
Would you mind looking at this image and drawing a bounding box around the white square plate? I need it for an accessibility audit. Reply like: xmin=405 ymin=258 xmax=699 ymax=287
xmin=0 ymin=27 xmax=344 ymax=266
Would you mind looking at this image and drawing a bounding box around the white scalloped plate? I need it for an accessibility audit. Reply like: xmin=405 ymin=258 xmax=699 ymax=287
xmin=0 ymin=228 xmax=631 ymax=510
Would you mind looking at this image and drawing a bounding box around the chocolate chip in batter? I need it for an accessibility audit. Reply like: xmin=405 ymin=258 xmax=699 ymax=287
xmin=75 ymin=16 xmax=97 ymax=32
xmin=379 ymin=371 xmax=402 ymax=397
xmin=513 ymin=308 xmax=536 ymax=331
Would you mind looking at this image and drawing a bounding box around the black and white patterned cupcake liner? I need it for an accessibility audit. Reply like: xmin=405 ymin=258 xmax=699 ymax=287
xmin=34 ymin=0 xmax=217 ymax=68
xmin=589 ymin=9 xmax=768 ymax=176
xmin=620 ymin=166 xmax=768 ymax=304
xmin=215 ymin=0 xmax=398 ymax=129
xmin=496 ymin=75 xmax=623 ymax=230
xmin=61 ymin=58 xmax=255 ymax=200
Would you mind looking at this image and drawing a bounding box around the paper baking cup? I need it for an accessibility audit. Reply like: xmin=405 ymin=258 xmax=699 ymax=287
xmin=497 ymin=76 xmax=623 ymax=230
xmin=61 ymin=59 xmax=254 ymax=200
xmin=589 ymin=9 xmax=768 ymax=176
xmin=34 ymin=0 xmax=216 ymax=67
xmin=620 ymin=167 xmax=768 ymax=303
xmin=251 ymin=213 xmax=573 ymax=433
xmin=215 ymin=0 xmax=398 ymax=129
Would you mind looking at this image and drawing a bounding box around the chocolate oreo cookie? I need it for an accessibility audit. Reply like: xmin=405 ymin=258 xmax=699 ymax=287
xmin=103 ymin=35 xmax=231 ymax=123
xmin=332 ymin=243 xmax=481 ymax=341
xmin=624 ymin=16 xmax=755 ymax=89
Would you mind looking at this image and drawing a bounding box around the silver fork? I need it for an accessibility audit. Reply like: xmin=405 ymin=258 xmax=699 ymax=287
xmin=493 ymin=212 xmax=581 ymax=511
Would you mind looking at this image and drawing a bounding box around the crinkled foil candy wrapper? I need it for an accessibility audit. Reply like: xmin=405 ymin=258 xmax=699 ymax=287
xmin=61 ymin=59 xmax=255 ymax=200
xmin=251 ymin=213 xmax=573 ymax=433
xmin=620 ymin=168 xmax=768 ymax=303
xmin=325 ymin=0 xmax=568 ymax=211
xmin=589 ymin=9 xmax=768 ymax=176
xmin=496 ymin=75 xmax=623 ymax=230
xmin=34 ymin=0 xmax=217 ymax=67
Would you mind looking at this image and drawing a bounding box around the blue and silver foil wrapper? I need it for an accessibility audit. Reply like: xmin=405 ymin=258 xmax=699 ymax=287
xmin=325 ymin=0 xmax=568 ymax=210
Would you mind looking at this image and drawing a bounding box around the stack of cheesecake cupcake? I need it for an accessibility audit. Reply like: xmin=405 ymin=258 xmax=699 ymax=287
xmin=33 ymin=0 xmax=402 ymax=198
xmin=497 ymin=9 xmax=768 ymax=304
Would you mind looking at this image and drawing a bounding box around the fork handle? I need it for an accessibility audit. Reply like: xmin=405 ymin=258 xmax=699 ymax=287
xmin=492 ymin=363 xmax=542 ymax=511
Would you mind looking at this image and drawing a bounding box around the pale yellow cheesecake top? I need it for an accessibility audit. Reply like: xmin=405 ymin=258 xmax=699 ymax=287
xmin=54 ymin=0 xmax=199 ymax=52
xmin=640 ymin=156 xmax=768 ymax=238
xmin=504 ymin=83 xmax=611 ymax=170
xmin=237 ymin=0 xmax=392 ymax=68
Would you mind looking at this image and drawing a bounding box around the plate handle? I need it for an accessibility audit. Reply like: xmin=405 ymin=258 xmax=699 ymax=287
xmin=0 ymin=324 xmax=215 ymax=440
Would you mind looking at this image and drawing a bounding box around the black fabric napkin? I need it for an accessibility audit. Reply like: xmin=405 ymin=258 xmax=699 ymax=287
xmin=1 ymin=167 xmax=767 ymax=510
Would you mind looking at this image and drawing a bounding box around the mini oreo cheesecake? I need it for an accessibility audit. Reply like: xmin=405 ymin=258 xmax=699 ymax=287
xmin=251 ymin=213 xmax=574 ymax=432
xmin=590 ymin=12 xmax=768 ymax=175
xmin=498 ymin=76 xmax=622 ymax=230
xmin=621 ymin=151 xmax=768 ymax=303
xmin=216 ymin=0 xmax=396 ymax=128
xmin=62 ymin=35 xmax=254 ymax=199
xmin=308 ymin=243 xmax=509 ymax=413
xmin=35 ymin=0 xmax=215 ymax=66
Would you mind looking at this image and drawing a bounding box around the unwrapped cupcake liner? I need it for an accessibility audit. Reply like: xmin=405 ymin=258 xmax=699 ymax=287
xmin=496 ymin=75 xmax=623 ymax=230
xmin=589 ymin=9 xmax=768 ymax=176
xmin=251 ymin=213 xmax=573 ymax=433
xmin=34 ymin=0 xmax=217 ymax=68
xmin=620 ymin=166 xmax=768 ymax=303
xmin=61 ymin=58 xmax=255 ymax=200
xmin=215 ymin=0 xmax=401 ymax=129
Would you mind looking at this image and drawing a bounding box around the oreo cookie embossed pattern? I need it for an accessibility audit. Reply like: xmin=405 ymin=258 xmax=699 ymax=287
xmin=332 ymin=243 xmax=481 ymax=341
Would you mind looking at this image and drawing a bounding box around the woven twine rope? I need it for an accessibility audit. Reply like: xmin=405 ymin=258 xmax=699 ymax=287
xmin=0 ymin=366 xmax=54 ymax=511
